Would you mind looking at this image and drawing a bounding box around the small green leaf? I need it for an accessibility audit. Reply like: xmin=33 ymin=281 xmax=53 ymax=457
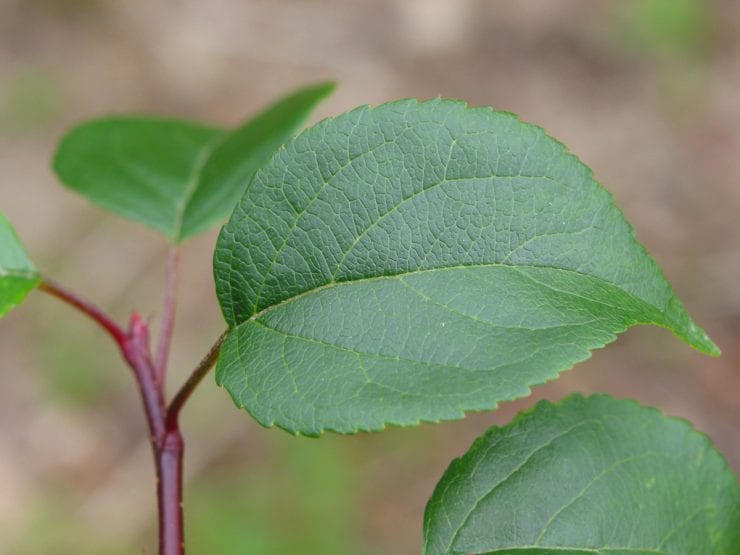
xmin=0 ymin=213 xmax=40 ymax=317
xmin=213 ymin=99 xmax=718 ymax=436
xmin=423 ymin=394 xmax=739 ymax=555
xmin=53 ymin=82 xmax=335 ymax=242
xmin=54 ymin=116 xmax=223 ymax=238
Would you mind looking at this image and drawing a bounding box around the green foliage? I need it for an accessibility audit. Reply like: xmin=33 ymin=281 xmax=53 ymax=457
xmin=54 ymin=116 xmax=222 ymax=238
xmin=0 ymin=66 xmax=65 ymax=131
xmin=53 ymin=82 xmax=334 ymax=242
xmin=187 ymin=435 xmax=359 ymax=555
xmin=423 ymin=394 xmax=739 ymax=555
xmin=0 ymin=213 xmax=39 ymax=317
xmin=213 ymin=98 xmax=716 ymax=436
xmin=4 ymin=87 xmax=735 ymax=554
xmin=618 ymin=0 xmax=711 ymax=59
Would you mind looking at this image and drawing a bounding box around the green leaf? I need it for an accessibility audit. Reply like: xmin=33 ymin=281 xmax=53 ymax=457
xmin=0 ymin=213 xmax=40 ymax=317
xmin=54 ymin=116 xmax=223 ymax=238
xmin=53 ymin=82 xmax=335 ymax=242
xmin=213 ymin=98 xmax=718 ymax=436
xmin=423 ymin=394 xmax=739 ymax=555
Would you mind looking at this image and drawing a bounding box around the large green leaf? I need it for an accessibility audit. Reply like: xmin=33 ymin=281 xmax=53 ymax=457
xmin=423 ymin=394 xmax=739 ymax=555
xmin=213 ymin=98 xmax=718 ymax=435
xmin=0 ymin=213 xmax=40 ymax=317
xmin=53 ymin=82 xmax=335 ymax=242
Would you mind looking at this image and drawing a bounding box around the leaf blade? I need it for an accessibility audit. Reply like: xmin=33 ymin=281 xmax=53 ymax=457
xmin=422 ymin=394 xmax=739 ymax=555
xmin=53 ymin=116 xmax=224 ymax=239
xmin=53 ymin=83 xmax=334 ymax=241
xmin=0 ymin=214 xmax=40 ymax=317
xmin=214 ymin=98 xmax=718 ymax=435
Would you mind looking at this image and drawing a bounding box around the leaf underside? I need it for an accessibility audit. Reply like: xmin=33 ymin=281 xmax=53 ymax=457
xmin=52 ymin=82 xmax=335 ymax=242
xmin=213 ymin=98 xmax=718 ymax=436
xmin=423 ymin=394 xmax=740 ymax=555
xmin=0 ymin=214 xmax=39 ymax=318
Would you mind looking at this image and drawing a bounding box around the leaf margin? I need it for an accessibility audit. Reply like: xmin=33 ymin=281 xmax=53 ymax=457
xmin=0 ymin=213 xmax=40 ymax=318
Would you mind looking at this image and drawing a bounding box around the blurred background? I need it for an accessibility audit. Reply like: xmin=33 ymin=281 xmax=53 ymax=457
xmin=0 ymin=0 xmax=738 ymax=553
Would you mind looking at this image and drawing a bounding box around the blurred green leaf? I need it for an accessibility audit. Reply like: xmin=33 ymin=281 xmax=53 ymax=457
xmin=54 ymin=116 xmax=224 ymax=238
xmin=53 ymin=82 xmax=335 ymax=242
xmin=619 ymin=0 xmax=711 ymax=59
xmin=0 ymin=213 xmax=39 ymax=318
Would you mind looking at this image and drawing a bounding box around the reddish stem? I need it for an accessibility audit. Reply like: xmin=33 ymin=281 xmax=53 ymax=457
xmin=39 ymin=279 xmax=127 ymax=349
xmin=155 ymin=248 xmax=179 ymax=386
xmin=39 ymin=274 xmax=225 ymax=555
xmin=125 ymin=312 xmax=166 ymax=442
xmin=157 ymin=428 xmax=185 ymax=555
xmin=166 ymin=332 xmax=225 ymax=430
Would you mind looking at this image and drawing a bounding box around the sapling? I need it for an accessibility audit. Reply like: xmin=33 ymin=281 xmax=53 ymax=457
xmin=1 ymin=82 xmax=737 ymax=554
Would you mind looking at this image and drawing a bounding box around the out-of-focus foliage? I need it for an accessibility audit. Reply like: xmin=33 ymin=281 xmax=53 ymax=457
xmin=6 ymin=495 xmax=136 ymax=555
xmin=187 ymin=435 xmax=361 ymax=555
xmin=0 ymin=66 xmax=65 ymax=131
xmin=617 ymin=0 xmax=712 ymax=59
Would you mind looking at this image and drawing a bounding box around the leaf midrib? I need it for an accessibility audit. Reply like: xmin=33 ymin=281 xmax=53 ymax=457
xmin=248 ymin=316 xmax=594 ymax=375
xmin=236 ymin=262 xmax=662 ymax=330
xmin=0 ymin=268 xmax=38 ymax=280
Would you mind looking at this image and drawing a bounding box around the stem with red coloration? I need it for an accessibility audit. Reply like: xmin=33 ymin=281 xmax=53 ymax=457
xmin=157 ymin=427 xmax=185 ymax=555
xmin=166 ymin=332 xmax=225 ymax=430
xmin=38 ymin=279 xmax=127 ymax=349
xmin=124 ymin=312 xmax=166 ymax=442
xmin=39 ymin=273 xmax=225 ymax=555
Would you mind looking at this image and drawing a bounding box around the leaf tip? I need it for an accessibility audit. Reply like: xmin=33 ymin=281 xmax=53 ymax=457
xmin=685 ymin=320 xmax=721 ymax=357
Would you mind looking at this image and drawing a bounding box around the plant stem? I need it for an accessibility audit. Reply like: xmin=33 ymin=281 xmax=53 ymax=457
xmin=166 ymin=332 xmax=226 ymax=430
xmin=125 ymin=312 xmax=166 ymax=442
xmin=123 ymin=313 xmax=184 ymax=555
xmin=39 ymin=277 xmax=226 ymax=554
xmin=157 ymin=427 xmax=185 ymax=555
xmin=155 ymin=247 xmax=179 ymax=386
xmin=158 ymin=331 xmax=225 ymax=555
xmin=38 ymin=279 xmax=128 ymax=349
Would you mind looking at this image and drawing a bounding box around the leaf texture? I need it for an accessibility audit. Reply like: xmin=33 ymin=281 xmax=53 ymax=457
xmin=53 ymin=82 xmax=334 ymax=241
xmin=423 ymin=394 xmax=739 ymax=555
xmin=0 ymin=214 xmax=39 ymax=317
xmin=214 ymin=98 xmax=718 ymax=435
